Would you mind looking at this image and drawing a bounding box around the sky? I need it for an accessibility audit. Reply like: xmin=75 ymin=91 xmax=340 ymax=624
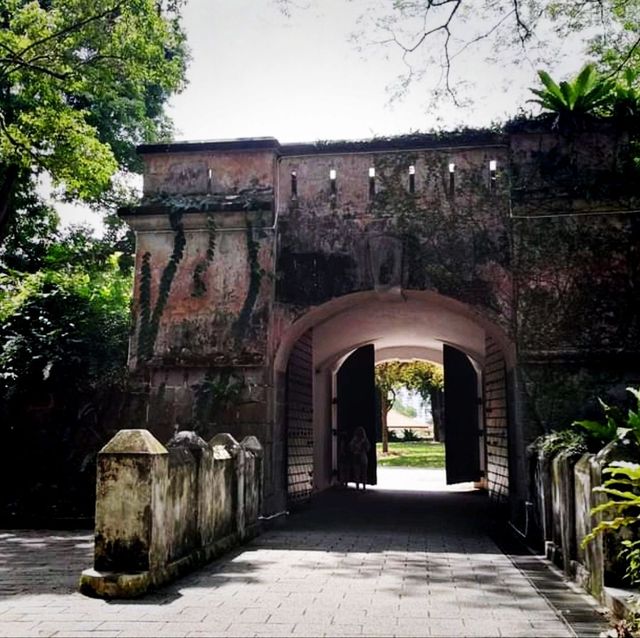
xmin=59 ymin=0 xmax=590 ymax=228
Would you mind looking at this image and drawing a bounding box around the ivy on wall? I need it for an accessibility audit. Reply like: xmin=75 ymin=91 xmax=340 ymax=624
xmin=137 ymin=210 xmax=186 ymax=361
xmin=191 ymin=212 xmax=217 ymax=298
xmin=231 ymin=215 xmax=266 ymax=341
xmin=370 ymin=151 xmax=510 ymax=314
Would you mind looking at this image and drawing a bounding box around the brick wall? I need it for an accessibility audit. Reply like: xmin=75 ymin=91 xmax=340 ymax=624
xmin=484 ymin=336 xmax=509 ymax=501
xmin=285 ymin=331 xmax=314 ymax=502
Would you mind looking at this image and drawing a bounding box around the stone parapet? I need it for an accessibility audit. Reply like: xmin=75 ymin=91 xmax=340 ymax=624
xmin=80 ymin=429 xmax=263 ymax=599
xmin=529 ymin=443 xmax=640 ymax=623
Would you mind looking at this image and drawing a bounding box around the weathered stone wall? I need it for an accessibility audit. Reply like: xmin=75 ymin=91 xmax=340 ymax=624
xmin=510 ymin=127 xmax=640 ymax=443
xmin=164 ymin=446 xmax=199 ymax=564
xmin=275 ymin=139 xmax=513 ymax=335
xmin=530 ymin=442 xmax=635 ymax=607
xmin=117 ymin=126 xmax=640 ymax=517
xmin=81 ymin=429 xmax=263 ymax=599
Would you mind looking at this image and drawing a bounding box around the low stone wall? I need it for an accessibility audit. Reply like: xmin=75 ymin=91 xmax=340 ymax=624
xmin=530 ymin=442 xmax=636 ymax=617
xmin=80 ymin=429 xmax=263 ymax=599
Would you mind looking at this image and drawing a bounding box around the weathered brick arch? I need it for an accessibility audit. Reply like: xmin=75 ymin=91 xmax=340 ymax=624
xmin=273 ymin=289 xmax=517 ymax=507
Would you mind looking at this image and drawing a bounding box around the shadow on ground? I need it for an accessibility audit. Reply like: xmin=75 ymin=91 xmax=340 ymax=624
xmin=0 ymin=475 xmax=610 ymax=638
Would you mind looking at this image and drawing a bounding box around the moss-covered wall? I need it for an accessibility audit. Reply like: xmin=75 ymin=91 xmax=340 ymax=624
xmin=509 ymin=128 xmax=640 ymax=439
xmin=117 ymin=144 xmax=278 ymax=504
xmin=276 ymin=143 xmax=513 ymax=337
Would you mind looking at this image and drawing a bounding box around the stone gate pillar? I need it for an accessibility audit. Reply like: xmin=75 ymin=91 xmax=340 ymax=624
xmin=119 ymin=138 xmax=280 ymax=511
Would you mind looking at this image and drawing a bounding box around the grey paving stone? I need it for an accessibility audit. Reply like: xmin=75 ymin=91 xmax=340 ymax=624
xmin=0 ymin=475 xmax=612 ymax=638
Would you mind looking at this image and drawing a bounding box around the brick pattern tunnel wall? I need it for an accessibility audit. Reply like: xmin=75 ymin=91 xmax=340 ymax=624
xmin=285 ymin=330 xmax=314 ymax=503
xmin=484 ymin=336 xmax=509 ymax=501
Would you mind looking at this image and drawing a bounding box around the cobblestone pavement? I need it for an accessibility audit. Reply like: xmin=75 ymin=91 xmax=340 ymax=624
xmin=0 ymin=470 xmax=609 ymax=637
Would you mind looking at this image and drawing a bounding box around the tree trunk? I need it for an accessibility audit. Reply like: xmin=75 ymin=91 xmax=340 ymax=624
xmin=0 ymin=164 xmax=19 ymax=240
xmin=381 ymin=396 xmax=389 ymax=454
xmin=430 ymin=388 xmax=444 ymax=442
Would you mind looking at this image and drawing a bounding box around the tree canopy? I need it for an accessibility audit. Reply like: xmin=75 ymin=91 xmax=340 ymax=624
xmin=375 ymin=360 xmax=444 ymax=450
xmin=0 ymin=0 xmax=188 ymax=237
xmin=0 ymin=0 xmax=188 ymax=520
xmin=375 ymin=360 xmax=443 ymax=405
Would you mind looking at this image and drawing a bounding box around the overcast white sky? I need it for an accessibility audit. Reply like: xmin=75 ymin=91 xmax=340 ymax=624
xmin=60 ymin=0 xmax=589 ymax=228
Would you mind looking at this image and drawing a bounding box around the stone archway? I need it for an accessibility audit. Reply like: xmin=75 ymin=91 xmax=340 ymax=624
xmin=274 ymin=289 xmax=516 ymax=509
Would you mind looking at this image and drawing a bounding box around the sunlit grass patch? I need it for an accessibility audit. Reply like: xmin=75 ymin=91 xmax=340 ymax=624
xmin=376 ymin=441 xmax=445 ymax=468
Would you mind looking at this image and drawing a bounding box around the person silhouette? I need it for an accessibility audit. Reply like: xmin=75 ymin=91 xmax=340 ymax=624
xmin=349 ymin=426 xmax=370 ymax=491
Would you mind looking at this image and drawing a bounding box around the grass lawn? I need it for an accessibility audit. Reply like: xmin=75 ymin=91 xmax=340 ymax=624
xmin=376 ymin=441 xmax=445 ymax=468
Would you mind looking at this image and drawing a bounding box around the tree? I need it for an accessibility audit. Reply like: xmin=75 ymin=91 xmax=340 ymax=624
xmin=375 ymin=360 xmax=444 ymax=453
xmin=0 ymin=0 xmax=188 ymax=239
xmin=0 ymin=0 xmax=187 ymax=521
xmin=402 ymin=361 xmax=445 ymax=443
xmin=0 ymin=224 xmax=133 ymax=518
xmin=279 ymin=1 xmax=640 ymax=108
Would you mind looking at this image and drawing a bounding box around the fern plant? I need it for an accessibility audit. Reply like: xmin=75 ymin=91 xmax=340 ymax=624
xmin=573 ymin=398 xmax=622 ymax=450
xmin=582 ymin=388 xmax=640 ymax=585
xmin=529 ymin=64 xmax=614 ymax=128
xmin=584 ymin=462 xmax=640 ymax=542
xmin=611 ymin=68 xmax=640 ymax=121
xmin=583 ymin=461 xmax=640 ymax=585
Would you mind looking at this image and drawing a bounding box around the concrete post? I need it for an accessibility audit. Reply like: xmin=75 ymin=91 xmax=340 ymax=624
xmin=166 ymin=431 xmax=213 ymax=546
xmin=210 ymin=433 xmax=244 ymax=539
xmin=574 ymin=453 xmax=598 ymax=592
xmin=80 ymin=429 xmax=168 ymax=597
xmin=241 ymin=436 xmax=264 ymax=535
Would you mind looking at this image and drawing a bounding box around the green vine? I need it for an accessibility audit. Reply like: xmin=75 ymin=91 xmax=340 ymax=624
xmin=137 ymin=210 xmax=186 ymax=361
xmin=231 ymin=215 xmax=264 ymax=339
xmin=138 ymin=251 xmax=152 ymax=349
xmin=191 ymin=211 xmax=217 ymax=298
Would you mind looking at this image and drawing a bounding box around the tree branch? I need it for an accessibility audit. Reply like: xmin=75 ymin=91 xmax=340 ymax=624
xmin=604 ymin=32 xmax=640 ymax=79
xmin=0 ymin=113 xmax=46 ymax=169
xmin=0 ymin=57 xmax=70 ymax=81
xmin=512 ymin=0 xmax=532 ymax=45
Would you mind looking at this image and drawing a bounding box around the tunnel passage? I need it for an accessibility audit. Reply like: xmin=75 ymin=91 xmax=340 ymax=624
xmin=277 ymin=290 xmax=515 ymax=509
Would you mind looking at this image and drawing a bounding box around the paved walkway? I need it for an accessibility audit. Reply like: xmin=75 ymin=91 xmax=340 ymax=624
xmin=0 ymin=469 xmax=609 ymax=637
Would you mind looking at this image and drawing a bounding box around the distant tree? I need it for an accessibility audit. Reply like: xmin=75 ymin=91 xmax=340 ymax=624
xmin=401 ymin=360 xmax=445 ymax=443
xmin=375 ymin=360 xmax=444 ymax=453
xmin=393 ymin=399 xmax=417 ymax=419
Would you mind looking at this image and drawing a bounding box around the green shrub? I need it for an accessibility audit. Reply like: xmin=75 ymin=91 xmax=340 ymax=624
xmin=584 ymin=461 xmax=640 ymax=585
xmin=0 ymin=237 xmax=133 ymax=519
xmin=582 ymin=388 xmax=640 ymax=586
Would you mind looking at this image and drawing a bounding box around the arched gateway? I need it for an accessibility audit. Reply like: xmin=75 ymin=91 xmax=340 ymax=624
xmin=120 ymin=125 xmax=640 ymax=527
